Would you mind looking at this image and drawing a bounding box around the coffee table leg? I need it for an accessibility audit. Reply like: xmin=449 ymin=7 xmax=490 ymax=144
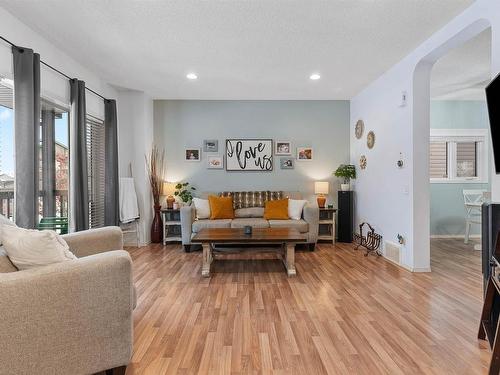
xmin=284 ymin=243 xmax=296 ymax=277
xmin=202 ymin=243 xmax=212 ymax=277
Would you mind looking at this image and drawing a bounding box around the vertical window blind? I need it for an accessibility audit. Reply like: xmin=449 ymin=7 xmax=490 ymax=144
xmin=429 ymin=141 xmax=448 ymax=179
xmin=86 ymin=116 xmax=105 ymax=228
xmin=456 ymin=141 xmax=477 ymax=178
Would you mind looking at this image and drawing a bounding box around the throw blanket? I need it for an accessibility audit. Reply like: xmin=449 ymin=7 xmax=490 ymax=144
xmin=119 ymin=177 xmax=139 ymax=223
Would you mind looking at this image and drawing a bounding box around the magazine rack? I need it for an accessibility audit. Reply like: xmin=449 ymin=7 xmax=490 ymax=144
xmin=353 ymin=222 xmax=382 ymax=256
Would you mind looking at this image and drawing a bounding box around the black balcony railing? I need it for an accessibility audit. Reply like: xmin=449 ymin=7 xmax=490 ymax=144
xmin=0 ymin=189 xmax=68 ymax=220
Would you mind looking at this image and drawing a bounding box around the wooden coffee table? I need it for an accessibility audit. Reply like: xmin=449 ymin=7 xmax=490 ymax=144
xmin=191 ymin=227 xmax=307 ymax=277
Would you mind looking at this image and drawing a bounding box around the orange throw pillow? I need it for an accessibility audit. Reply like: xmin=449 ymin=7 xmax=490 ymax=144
xmin=208 ymin=195 xmax=235 ymax=220
xmin=264 ymin=199 xmax=289 ymax=220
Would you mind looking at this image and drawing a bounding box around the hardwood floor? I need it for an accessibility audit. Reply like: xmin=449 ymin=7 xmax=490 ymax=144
xmin=125 ymin=239 xmax=490 ymax=374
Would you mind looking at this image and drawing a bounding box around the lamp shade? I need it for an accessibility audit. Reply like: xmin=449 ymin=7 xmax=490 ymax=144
xmin=162 ymin=182 xmax=176 ymax=196
xmin=314 ymin=181 xmax=329 ymax=195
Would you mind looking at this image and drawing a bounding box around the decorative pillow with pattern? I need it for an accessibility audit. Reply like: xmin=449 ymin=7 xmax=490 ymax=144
xmin=219 ymin=191 xmax=285 ymax=209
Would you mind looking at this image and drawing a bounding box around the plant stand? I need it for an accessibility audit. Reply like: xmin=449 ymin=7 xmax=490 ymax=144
xmin=353 ymin=222 xmax=382 ymax=256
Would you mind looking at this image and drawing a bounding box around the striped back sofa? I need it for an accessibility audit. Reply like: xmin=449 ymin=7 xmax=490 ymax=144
xmin=179 ymin=191 xmax=319 ymax=252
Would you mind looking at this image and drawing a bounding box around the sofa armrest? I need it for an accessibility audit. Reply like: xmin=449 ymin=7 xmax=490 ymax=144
xmin=62 ymin=226 xmax=123 ymax=258
xmin=303 ymin=203 xmax=319 ymax=242
xmin=180 ymin=205 xmax=196 ymax=245
xmin=0 ymin=251 xmax=133 ymax=375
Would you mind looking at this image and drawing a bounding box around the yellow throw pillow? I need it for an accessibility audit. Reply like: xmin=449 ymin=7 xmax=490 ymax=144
xmin=264 ymin=199 xmax=289 ymax=220
xmin=209 ymin=195 xmax=235 ymax=220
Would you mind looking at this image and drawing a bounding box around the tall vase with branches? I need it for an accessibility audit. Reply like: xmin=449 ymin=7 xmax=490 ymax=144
xmin=145 ymin=145 xmax=166 ymax=243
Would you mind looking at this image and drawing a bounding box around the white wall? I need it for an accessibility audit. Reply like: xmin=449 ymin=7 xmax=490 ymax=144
xmin=351 ymin=0 xmax=500 ymax=271
xmin=0 ymin=7 xmax=117 ymax=117
xmin=117 ymin=90 xmax=154 ymax=245
xmin=0 ymin=6 xmax=156 ymax=244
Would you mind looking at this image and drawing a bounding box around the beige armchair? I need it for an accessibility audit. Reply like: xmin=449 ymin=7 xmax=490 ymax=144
xmin=0 ymin=226 xmax=134 ymax=375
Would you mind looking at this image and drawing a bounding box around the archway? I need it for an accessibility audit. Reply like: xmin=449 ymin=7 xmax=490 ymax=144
xmin=412 ymin=19 xmax=491 ymax=271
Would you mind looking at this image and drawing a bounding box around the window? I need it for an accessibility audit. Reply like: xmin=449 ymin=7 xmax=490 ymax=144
xmin=87 ymin=116 xmax=105 ymax=228
xmin=39 ymin=100 xmax=69 ymax=221
xmin=429 ymin=129 xmax=488 ymax=183
xmin=0 ymin=79 xmax=14 ymax=219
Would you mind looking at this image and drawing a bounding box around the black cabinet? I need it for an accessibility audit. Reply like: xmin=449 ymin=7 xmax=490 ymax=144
xmin=482 ymin=203 xmax=500 ymax=292
xmin=337 ymin=191 xmax=353 ymax=243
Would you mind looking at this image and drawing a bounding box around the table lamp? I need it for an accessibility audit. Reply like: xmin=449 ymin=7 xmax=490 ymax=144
xmin=162 ymin=182 xmax=176 ymax=209
xmin=314 ymin=181 xmax=329 ymax=208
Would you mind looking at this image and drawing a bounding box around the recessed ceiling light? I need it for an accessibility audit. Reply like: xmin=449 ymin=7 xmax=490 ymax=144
xmin=186 ymin=73 xmax=198 ymax=80
xmin=309 ymin=73 xmax=321 ymax=80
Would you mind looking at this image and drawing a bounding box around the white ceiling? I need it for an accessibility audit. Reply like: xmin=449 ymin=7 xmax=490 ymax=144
xmin=0 ymin=0 xmax=475 ymax=100
xmin=431 ymin=29 xmax=491 ymax=101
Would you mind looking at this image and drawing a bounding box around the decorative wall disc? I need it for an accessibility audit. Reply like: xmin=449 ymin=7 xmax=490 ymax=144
xmin=355 ymin=120 xmax=364 ymax=139
xmin=359 ymin=155 xmax=367 ymax=169
xmin=367 ymin=131 xmax=375 ymax=149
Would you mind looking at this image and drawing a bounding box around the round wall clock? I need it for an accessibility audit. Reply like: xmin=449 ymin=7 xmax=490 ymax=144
xmin=367 ymin=131 xmax=375 ymax=149
xmin=359 ymin=155 xmax=367 ymax=169
xmin=355 ymin=120 xmax=364 ymax=139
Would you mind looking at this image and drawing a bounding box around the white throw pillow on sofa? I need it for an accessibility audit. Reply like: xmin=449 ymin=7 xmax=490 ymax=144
xmin=2 ymin=225 xmax=76 ymax=270
xmin=288 ymin=199 xmax=307 ymax=220
xmin=192 ymin=198 xmax=211 ymax=220
xmin=0 ymin=213 xmax=16 ymax=245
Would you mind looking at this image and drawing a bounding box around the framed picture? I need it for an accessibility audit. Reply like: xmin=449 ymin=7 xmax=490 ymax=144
xmin=297 ymin=147 xmax=313 ymax=161
xmin=367 ymin=131 xmax=376 ymax=149
xmin=275 ymin=141 xmax=291 ymax=155
xmin=280 ymin=157 xmax=294 ymax=169
xmin=207 ymin=155 xmax=223 ymax=169
xmin=355 ymin=119 xmax=364 ymax=139
xmin=185 ymin=148 xmax=201 ymax=161
xmin=225 ymin=139 xmax=273 ymax=171
xmin=203 ymin=139 xmax=218 ymax=152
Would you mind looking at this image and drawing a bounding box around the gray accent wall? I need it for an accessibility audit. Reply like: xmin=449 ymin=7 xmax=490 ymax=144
xmin=430 ymin=100 xmax=490 ymax=236
xmin=153 ymin=100 xmax=350 ymax=206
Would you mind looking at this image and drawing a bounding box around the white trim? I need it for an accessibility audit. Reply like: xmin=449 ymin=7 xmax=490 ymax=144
xmin=382 ymin=253 xmax=412 ymax=271
xmin=430 ymin=128 xmax=488 ymax=137
xmin=430 ymin=234 xmax=481 ymax=239
xmin=41 ymin=95 xmax=70 ymax=112
xmin=412 ymin=267 xmax=432 ymax=273
xmin=381 ymin=253 xmax=431 ymax=273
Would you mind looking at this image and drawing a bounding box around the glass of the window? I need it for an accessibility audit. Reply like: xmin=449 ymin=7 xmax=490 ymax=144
xmin=455 ymin=141 xmax=477 ymax=178
xmin=429 ymin=141 xmax=448 ymax=179
xmin=0 ymin=80 xmax=14 ymax=220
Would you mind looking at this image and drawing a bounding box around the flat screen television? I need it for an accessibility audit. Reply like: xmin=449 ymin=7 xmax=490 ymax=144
xmin=486 ymin=72 xmax=500 ymax=174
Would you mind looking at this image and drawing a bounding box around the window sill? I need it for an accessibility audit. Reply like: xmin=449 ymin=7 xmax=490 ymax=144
xmin=430 ymin=178 xmax=488 ymax=184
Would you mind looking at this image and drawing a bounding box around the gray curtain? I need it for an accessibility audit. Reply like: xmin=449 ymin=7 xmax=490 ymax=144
xmin=41 ymin=109 xmax=56 ymax=217
xmin=12 ymin=46 xmax=40 ymax=229
xmin=69 ymin=79 xmax=89 ymax=232
xmin=104 ymin=99 xmax=119 ymax=226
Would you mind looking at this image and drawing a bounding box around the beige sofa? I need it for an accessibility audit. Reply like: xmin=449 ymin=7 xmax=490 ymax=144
xmin=181 ymin=191 xmax=319 ymax=252
xmin=0 ymin=226 xmax=134 ymax=375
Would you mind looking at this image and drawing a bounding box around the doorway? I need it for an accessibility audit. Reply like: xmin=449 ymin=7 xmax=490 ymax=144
xmin=429 ymin=28 xmax=491 ymax=272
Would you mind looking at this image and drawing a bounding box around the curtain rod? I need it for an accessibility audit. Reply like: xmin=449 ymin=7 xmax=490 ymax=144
xmin=0 ymin=35 xmax=108 ymax=101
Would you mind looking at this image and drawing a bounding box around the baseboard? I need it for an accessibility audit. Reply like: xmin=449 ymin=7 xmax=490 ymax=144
xmin=381 ymin=253 xmax=431 ymax=273
xmin=124 ymin=240 xmax=151 ymax=247
xmin=430 ymin=234 xmax=480 ymax=239
xmin=411 ymin=267 xmax=432 ymax=272
xmin=382 ymin=253 xmax=412 ymax=272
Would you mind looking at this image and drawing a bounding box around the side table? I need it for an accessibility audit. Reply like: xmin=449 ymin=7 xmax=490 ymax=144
xmin=161 ymin=209 xmax=181 ymax=245
xmin=318 ymin=208 xmax=336 ymax=244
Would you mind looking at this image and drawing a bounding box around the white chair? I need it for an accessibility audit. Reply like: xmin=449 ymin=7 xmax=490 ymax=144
xmin=463 ymin=189 xmax=487 ymax=244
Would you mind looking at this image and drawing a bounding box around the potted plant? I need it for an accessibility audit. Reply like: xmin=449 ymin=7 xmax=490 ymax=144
xmin=174 ymin=182 xmax=196 ymax=204
xmin=145 ymin=145 xmax=166 ymax=243
xmin=334 ymin=164 xmax=356 ymax=191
